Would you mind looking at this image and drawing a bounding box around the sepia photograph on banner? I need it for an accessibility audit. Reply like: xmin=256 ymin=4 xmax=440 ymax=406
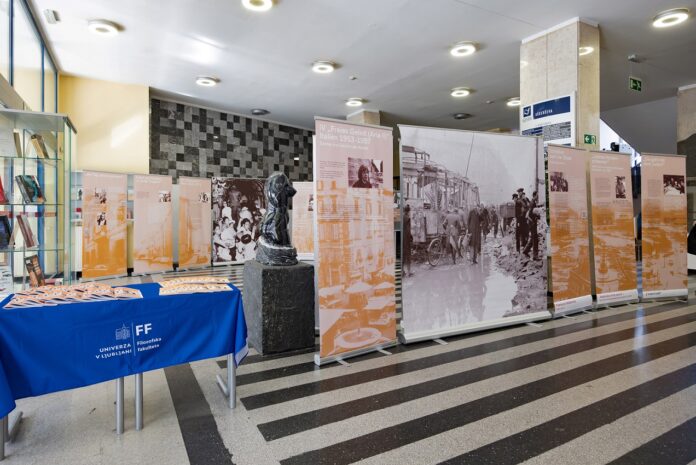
xmin=399 ymin=126 xmax=549 ymax=341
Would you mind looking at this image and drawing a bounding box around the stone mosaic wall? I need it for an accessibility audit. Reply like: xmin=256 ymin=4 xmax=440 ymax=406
xmin=149 ymin=99 xmax=313 ymax=181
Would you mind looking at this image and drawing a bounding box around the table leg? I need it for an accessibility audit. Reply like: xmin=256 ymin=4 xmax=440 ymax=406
xmin=0 ymin=416 xmax=5 ymax=461
xmin=135 ymin=373 xmax=143 ymax=431
xmin=215 ymin=354 xmax=237 ymax=409
xmin=115 ymin=377 xmax=124 ymax=435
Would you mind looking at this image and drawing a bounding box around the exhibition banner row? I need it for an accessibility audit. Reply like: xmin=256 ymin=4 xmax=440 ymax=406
xmin=399 ymin=126 xmax=550 ymax=342
xmin=313 ymin=117 xmax=397 ymax=363
xmin=81 ymin=173 xmax=211 ymax=279
xmin=547 ymin=146 xmax=687 ymax=313
xmin=292 ymin=181 xmax=315 ymax=260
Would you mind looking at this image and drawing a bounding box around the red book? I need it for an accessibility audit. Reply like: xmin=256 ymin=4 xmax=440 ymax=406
xmin=0 ymin=177 xmax=7 ymax=204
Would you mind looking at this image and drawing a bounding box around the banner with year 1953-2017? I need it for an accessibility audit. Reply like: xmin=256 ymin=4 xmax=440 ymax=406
xmin=588 ymin=151 xmax=638 ymax=306
xmin=640 ymin=153 xmax=687 ymax=300
xmin=547 ymin=145 xmax=593 ymax=315
xmin=313 ymin=117 xmax=396 ymax=365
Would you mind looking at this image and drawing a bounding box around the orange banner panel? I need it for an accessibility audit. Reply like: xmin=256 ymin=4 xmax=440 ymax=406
xmin=133 ymin=174 xmax=174 ymax=274
xmin=589 ymin=151 xmax=638 ymax=305
xmin=640 ymin=154 xmax=687 ymax=298
xmin=548 ymin=145 xmax=593 ymax=314
xmin=82 ymin=171 xmax=127 ymax=279
xmin=178 ymin=177 xmax=212 ymax=269
xmin=314 ymin=118 xmax=396 ymax=361
xmin=291 ymin=181 xmax=315 ymax=260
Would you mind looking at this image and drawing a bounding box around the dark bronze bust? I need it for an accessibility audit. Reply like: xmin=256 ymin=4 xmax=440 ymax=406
xmin=256 ymin=172 xmax=298 ymax=266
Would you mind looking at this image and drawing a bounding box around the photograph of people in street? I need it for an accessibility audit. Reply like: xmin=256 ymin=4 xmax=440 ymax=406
xmin=550 ymin=171 xmax=569 ymax=192
xmin=400 ymin=127 xmax=547 ymax=336
xmin=212 ymin=177 xmax=266 ymax=264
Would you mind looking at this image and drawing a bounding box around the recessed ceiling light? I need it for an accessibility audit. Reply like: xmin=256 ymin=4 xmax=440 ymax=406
xmin=450 ymin=87 xmax=472 ymax=98
xmin=242 ymin=0 xmax=273 ymax=12
xmin=579 ymin=46 xmax=594 ymax=56
xmin=196 ymin=76 xmax=219 ymax=87
xmin=87 ymin=19 xmax=120 ymax=36
xmin=345 ymin=97 xmax=365 ymax=107
xmin=312 ymin=60 xmax=335 ymax=74
xmin=251 ymin=109 xmax=270 ymax=116
xmin=507 ymin=97 xmax=521 ymax=107
xmin=453 ymin=113 xmax=473 ymax=120
xmin=652 ymin=8 xmax=689 ymax=27
xmin=450 ymin=41 xmax=477 ymax=57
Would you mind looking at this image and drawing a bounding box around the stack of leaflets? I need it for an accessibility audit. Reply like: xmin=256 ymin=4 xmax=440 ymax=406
xmin=158 ymin=276 xmax=231 ymax=296
xmin=3 ymin=282 xmax=143 ymax=309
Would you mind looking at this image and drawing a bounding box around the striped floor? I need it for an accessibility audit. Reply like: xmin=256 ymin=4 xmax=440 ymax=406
xmin=2 ymin=265 xmax=695 ymax=465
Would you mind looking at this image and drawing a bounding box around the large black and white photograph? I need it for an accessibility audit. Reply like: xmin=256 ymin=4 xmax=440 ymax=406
xmin=212 ymin=177 xmax=266 ymax=264
xmin=399 ymin=126 xmax=549 ymax=339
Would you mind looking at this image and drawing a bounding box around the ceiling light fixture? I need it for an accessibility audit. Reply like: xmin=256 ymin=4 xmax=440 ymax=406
xmin=652 ymin=8 xmax=690 ymax=27
xmin=450 ymin=87 xmax=472 ymax=98
xmin=345 ymin=98 xmax=365 ymax=107
xmin=195 ymin=76 xmax=219 ymax=87
xmin=242 ymin=0 xmax=273 ymax=12
xmin=312 ymin=60 xmax=335 ymax=74
xmin=506 ymin=97 xmax=521 ymax=107
xmin=450 ymin=41 xmax=477 ymax=57
xmin=251 ymin=109 xmax=270 ymax=116
xmin=578 ymin=46 xmax=594 ymax=56
xmin=87 ymin=19 xmax=120 ymax=36
xmin=453 ymin=113 xmax=473 ymax=120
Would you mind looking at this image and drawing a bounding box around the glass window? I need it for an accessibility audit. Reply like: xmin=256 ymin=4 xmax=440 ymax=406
xmin=0 ymin=0 xmax=9 ymax=81
xmin=43 ymin=54 xmax=55 ymax=112
xmin=12 ymin=0 xmax=42 ymax=111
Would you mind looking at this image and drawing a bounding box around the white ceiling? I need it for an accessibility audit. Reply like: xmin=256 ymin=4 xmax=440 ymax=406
xmin=32 ymin=0 xmax=696 ymax=131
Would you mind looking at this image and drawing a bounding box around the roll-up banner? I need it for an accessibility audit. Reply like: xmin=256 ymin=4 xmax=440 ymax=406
xmin=211 ymin=177 xmax=266 ymax=265
xmin=547 ymin=145 xmax=593 ymax=315
xmin=399 ymin=126 xmax=550 ymax=343
xmin=291 ymin=181 xmax=315 ymax=260
xmin=588 ymin=151 xmax=639 ymax=306
xmin=133 ymin=174 xmax=174 ymax=274
xmin=314 ymin=117 xmax=397 ymax=365
xmin=82 ymin=171 xmax=128 ymax=280
xmin=640 ymin=153 xmax=687 ymax=300
xmin=178 ymin=177 xmax=212 ymax=269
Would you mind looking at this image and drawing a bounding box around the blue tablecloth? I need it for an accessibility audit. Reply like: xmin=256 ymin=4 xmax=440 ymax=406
xmin=0 ymin=283 xmax=248 ymax=418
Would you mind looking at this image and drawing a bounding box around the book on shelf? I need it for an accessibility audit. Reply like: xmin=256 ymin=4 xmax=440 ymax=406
xmin=0 ymin=177 xmax=7 ymax=204
xmin=16 ymin=214 xmax=36 ymax=248
xmin=14 ymin=174 xmax=45 ymax=204
xmin=0 ymin=215 xmax=11 ymax=248
xmin=24 ymin=254 xmax=45 ymax=288
xmin=30 ymin=134 xmax=49 ymax=159
xmin=14 ymin=131 xmax=23 ymax=157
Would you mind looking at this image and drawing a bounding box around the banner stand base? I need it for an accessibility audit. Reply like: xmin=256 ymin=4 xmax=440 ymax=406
xmin=553 ymin=302 xmax=594 ymax=318
xmin=595 ymin=298 xmax=639 ymax=309
xmin=314 ymin=340 xmax=398 ymax=367
xmin=81 ymin=273 xmax=129 ymax=283
xmin=399 ymin=311 xmax=552 ymax=345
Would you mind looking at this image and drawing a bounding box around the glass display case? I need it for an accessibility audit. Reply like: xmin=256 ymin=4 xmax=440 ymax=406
xmin=0 ymin=108 xmax=76 ymax=293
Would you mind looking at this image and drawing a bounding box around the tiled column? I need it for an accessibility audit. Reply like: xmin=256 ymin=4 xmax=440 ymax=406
xmin=520 ymin=18 xmax=600 ymax=148
xmin=677 ymin=84 xmax=696 ymax=224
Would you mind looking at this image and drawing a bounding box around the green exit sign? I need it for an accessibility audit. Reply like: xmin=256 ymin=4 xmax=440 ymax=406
xmin=629 ymin=76 xmax=642 ymax=92
xmin=584 ymin=134 xmax=596 ymax=145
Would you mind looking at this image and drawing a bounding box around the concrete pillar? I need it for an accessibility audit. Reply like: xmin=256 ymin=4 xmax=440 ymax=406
xmin=520 ymin=18 xmax=600 ymax=148
xmin=677 ymin=84 xmax=696 ymax=224
xmin=347 ymin=109 xmax=381 ymax=126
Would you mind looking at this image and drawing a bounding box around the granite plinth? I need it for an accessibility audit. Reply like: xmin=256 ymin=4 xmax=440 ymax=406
xmin=243 ymin=260 xmax=315 ymax=356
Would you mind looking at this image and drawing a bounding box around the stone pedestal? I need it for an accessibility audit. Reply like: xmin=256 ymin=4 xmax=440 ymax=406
xmin=243 ymin=260 xmax=315 ymax=356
